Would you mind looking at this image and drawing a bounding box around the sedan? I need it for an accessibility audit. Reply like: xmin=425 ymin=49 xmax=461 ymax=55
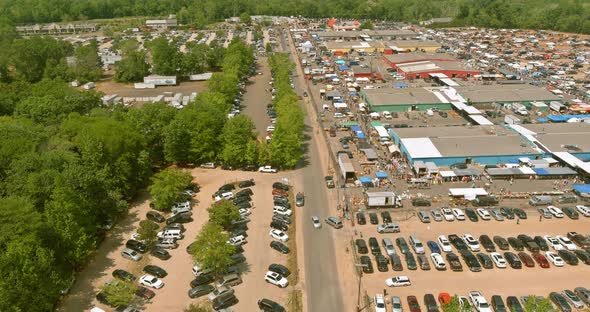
xmin=139 ymin=274 xmax=164 ymax=289
xmin=476 ymin=208 xmax=492 ymax=220
xmin=258 ymin=298 xmax=286 ymax=312
xmin=385 ymin=276 xmax=411 ymax=287
xmin=437 ymin=235 xmax=452 ymax=252
xmin=504 ymin=252 xmax=522 ymax=269
xmin=513 ymin=208 xmax=527 ymax=219
xmin=476 ymin=253 xmax=494 ymax=269
xmin=427 ymin=241 xmax=441 ymax=254
xmin=369 ymin=212 xmax=379 ymax=225
xmin=546 ymin=251 xmax=565 ymax=266
xmin=188 ymin=284 xmax=214 ymax=298
xmin=490 ymin=252 xmax=507 ymax=268
xmin=381 ymin=211 xmax=392 ymax=223
xmin=493 ymin=236 xmax=510 ymax=250
xmin=563 ymin=207 xmax=579 ymax=220
xmin=112 ymin=269 xmax=136 ymax=281
xmin=151 ymin=248 xmax=171 ymax=260
xmin=517 ymin=252 xmax=535 ymax=267
xmin=431 ymin=209 xmax=443 ymax=222
xmin=268 ymin=264 xmax=290 ymax=277
xmin=547 ymin=205 xmax=564 ymax=218
xmin=463 ymin=234 xmax=480 ymax=252
xmin=558 ymin=250 xmax=579 ymax=265
xmin=269 ymin=229 xmax=288 ymax=242
xmin=452 ymin=208 xmax=465 ymax=220
xmin=479 ymin=235 xmax=496 ymax=252
xmin=550 ymin=292 xmax=572 ymax=312
xmin=264 ymin=271 xmax=288 ymax=288
xmin=273 ymin=206 xmax=292 ymax=216
xmin=311 ymin=216 xmax=321 ymax=229
xmin=360 ymin=256 xmax=374 ymax=273
xmin=136 ymin=286 xmax=155 ymax=299
xmin=574 ymin=250 xmax=590 ymax=265
xmin=500 ymin=207 xmax=515 ymax=219
xmin=507 ymin=237 xmax=525 ymax=251
xmin=465 ymin=208 xmax=479 ymax=222
xmin=575 ymin=205 xmax=590 ymax=217
xmin=556 ymin=236 xmax=577 ymax=251
xmin=147 ymin=211 xmax=166 ymax=223
xmin=534 ymin=236 xmax=549 ymax=251
xmin=562 ymin=290 xmax=585 ymax=309
xmin=408 ymin=296 xmax=422 ymax=312
xmin=441 ymin=208 xmax=455 ymax=221
xmin=270 ymin=241 xmax=289 ymax=254
xmin=532 ymin=252 xmax=550 ymax=268
xmin=545 ymin=236 xmax=565 ymax=251
xmin=143 ymin=265 xmax=167 ymax=278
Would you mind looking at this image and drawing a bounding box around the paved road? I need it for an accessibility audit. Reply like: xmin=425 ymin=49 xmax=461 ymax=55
xmin=282 ymin=28 xmax=345 ymax=312
xmin=241 ymin=56 xmax=272 ymax=138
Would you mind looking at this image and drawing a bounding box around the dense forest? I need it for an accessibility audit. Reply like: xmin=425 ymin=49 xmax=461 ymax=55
xmin=0 ymin=0 xmax=589 ymax=34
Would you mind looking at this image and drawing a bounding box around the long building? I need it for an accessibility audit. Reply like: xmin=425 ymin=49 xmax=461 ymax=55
xmin=383 ymin=53 xmax=479 ymax=79
xmin=16 ymin=23 xmax=97 ymax=35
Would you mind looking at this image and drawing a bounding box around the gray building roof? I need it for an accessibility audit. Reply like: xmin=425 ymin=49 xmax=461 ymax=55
xmin=362 ymin=88 xmax=446 ymax=106
xmin=455 ymin=84 xmax=561 ymax=103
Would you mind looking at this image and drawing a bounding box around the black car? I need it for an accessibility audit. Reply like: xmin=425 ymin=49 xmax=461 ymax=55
xmin=234 ymin=196 xmax=251 ymax=206
xmin=356 ymin=211 xmax=367 ymax=225
xmin=112 ymin=269 xmax=136 ymax=281
xmin=360 ymin=255 xmax=374 ymax=273
xmin=405 ymin=252 xmax=417 ymax=270
xmin=270 ymin=241 xmax=289 ymax=254
xmin=460 ymin=250 xmax=482 ymax=272
xmin=424 ymin=294 xmax=439 ymax=312
xmin=507 ymin=237 xmax=525 ymax=251
xmin=238 ymin=179 xmax=255 ymax=188
xmin=273 ymin=201 xmax=290 ymax=209
xmin=517 ymin=234 xmax=540 ymax=253
xmin=446 ymin=252 xmax=463 ymax=272
xmin=476 ymin=253 xmax=494 ymax=269
xmin=151 ymin=247 xmax=171 ymax=260
xmin=500 ymin=207 xmax=515 ymax=219
xmin=465 ymin=208 xmax=479 ymax=222
xmin=143 ymin=265 xmax=167 ymax=278
xmin=272 ymin=214 xmax=291 ymax=224
xmin=479 ymin=235 xmax=496 ymax=252
xmin=493 ymin=236 xmax=510 ymax=250
xmin=368 ymin=237 xmax=381 ymax=255
xmin=213 ymin=294 xmax=238 ymax=310
xmin=242 ymin=165 xmax=257 ymax=171
xmin=389 ymin=254 xmax=403 ymax=271
xmin=230 ymin=253 xmax=246 ymax=265
xmin=190 ymin=274 xmax=215 ymax=287
xmin=507 ymin=296 xmax=524 ymax=312
xmin=375 ymin=254 xmax=389 ymax=272
xmin=188 ymin=284 xmax=215 ymax=298
xmin=563 ymin=207 xmax=579 ymax=220
xmin=491 ymin=295 xmax=507 ymax=312
xmin=448 ymin=234 xmax=468 ymax=251
xmin=273 ymin=196 xmax=289 ymax=204
xmin=258 ymin=298 xmax=286 ymax=312
xmin=268 ymin=263 xmax=290 ymax=277
xmin=369 ymin=212 xmax=379 ymax=225
xmin=396 ymin=237 xmax=411 ymax=254
xmin=166 ymin=212 xmax=193 ymax=224
xmin=147 ymin=211 xmax=165 ymax=223
xmin=236 ymin=188 xmax=253 ymax=196
xmin=272 ymin=182 xmax=289 ymax=191
xmin=218 ymin=183 xmax=236 ymax=192
xmin=529 ymin=237 xmax=547 ymax=252
xmin=126 ymin=240 xmax=147 ymax=253
xmin=549 ymin=292 xmax=572 ymax=312
xmin=270 ymin=220 xmax=288 ymax=231
xmin=96 ymin=292 xmax=114 ymax=307
xmin=412 ymin=198 xmax=431 ymax=206
xmin=574 ymin=250 xmax=590 ymax=264
xmin=558 ymin=250 xmax=579 ymax=265
xmin=504 ymin=252 xmax=522 ymax=269
xmin=513 ymin=208 xmax=527 ymax=219
xmin=356 ymin=239 xmax=368 ymax=254
xmin=381 ymin=211 xmax=392 ymax=223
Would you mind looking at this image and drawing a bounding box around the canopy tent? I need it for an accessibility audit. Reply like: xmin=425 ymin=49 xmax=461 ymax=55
xmin=339 ymin=65 xmax=350 ymax=71
xmin=357 ymin=132 xmax=366 ymax=139
xmin=359 ymin=176 xmax=373 ymax=184
xmin=394 ymin=83 xmax=409 ymax=88
xmin=448 ymin=188 xmax=488 ymax=198
xmin=375 ymin=171 xmax=388 ymax=179
xmin=439 ymin=171 xmax=457 ymax=178
xmin=350 ymin=125 xmax=362 ymax=132
xmin=335 ymin=60 xmax=346 ymax=65
xmin=341 ymin=121 xmax=359 ymax=127
xmin=573 ymin=184 xmax=590 ymax=195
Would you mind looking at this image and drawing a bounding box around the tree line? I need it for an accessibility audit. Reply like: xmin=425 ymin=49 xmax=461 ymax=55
xmin=1 ymin=0 xmax=590 ymax=34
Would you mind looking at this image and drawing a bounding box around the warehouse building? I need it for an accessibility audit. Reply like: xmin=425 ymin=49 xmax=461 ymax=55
xmin=455 ymin=84 xmax=563 ymax=106
xmin=311 ymin=30 xmax=417 ymax=41
xmin=383 ymin=53 xmax=479 ymax=79
xmin=360 ymin=87 xmax=452 ymax=112
xmin=381 ymin=40 xmax=442 ymax=53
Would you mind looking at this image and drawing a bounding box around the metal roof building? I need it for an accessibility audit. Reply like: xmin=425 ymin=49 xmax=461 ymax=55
xmin=455 ymin=84 xmax=562 ymax=105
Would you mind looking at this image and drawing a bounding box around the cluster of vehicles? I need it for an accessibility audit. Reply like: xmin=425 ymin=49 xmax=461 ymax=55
xmin=416 ymin=207 xmax=530 ymax=223
xmin=375 ymin=288 xmax=590 ymax=312
xmin=356 ymin=231 xmax=590 ymax=275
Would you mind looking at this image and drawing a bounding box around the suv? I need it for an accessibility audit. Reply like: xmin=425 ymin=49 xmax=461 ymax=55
xmin=412 ymin=198 xmax=431 ymax=206
xmin=469 ymin=291 xmax=492 ymax=312
xmin=377 ymin=222 xmax=400 ymax=233
xmin=418 ymin=211 xmax=431 ymax=223
xmin=325 ymin=216 xmax=343 ymax=229
xmin=356 ymin=239 xmax=369 ymax=254
xmin=146 ymin=211 xmax=165 ymax=223
xmin=258 ymin=298 xmax=286 ymax=312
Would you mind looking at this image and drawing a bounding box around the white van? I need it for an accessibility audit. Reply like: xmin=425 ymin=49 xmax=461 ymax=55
xmin=409 ymin=235 xmax=425 ymax=254
xmin=377 ymin=222 xmax=400 ymax=234
xmin=157 ymin=229 xmax=184 ymax=240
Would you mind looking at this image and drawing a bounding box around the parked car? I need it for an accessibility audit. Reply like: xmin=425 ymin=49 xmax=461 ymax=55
xmin=479 ymin=235 xmax=496 ymax=252
xmin=208 ymin=285 xmax=234 ymax=302
xmin=257 ymin=298 xmax=286 ymax=312
xmin=574 ymin=250 xmax=590 ymax=264
xmin=567 ymin=232 xmax=590 ymax=248
xmin=325 ymin=216 xmax=343 ymax=229
xmin=389 ymin=254 xmax=403 ymax=271
xmin=264 ymin=271 xmax=288 ymax=288
xmin=460 ymin=250 xmax=482 ymax=272
xmin=356 ymin=211 xmax=367 ymax=225
xmin=238 ymin=179 xmax=255 ymax=188
xmin=465 ymin=208 xmax=479 ymax=222
xmin=147 ymin=211 xmax=165 ymax=223
xmin=558 ymin=250 xmax=579 ymax=265
xmin=493 ymin=236 xmax=510 ymax=250
xmin=188 ymin=285 xmax=214 ymax=298
xmin=452 ymin=208 xmax=466 ymax=220
xmin=506 ymin=296 xmax=524 ymax=312
xmin=136 ymin=286 xmax=155 ymax=299
xmin=563 ymin=207 xmax=579 ymax=219
xmin=504 ymin=252 xmax=522 ymax=269
xmin=507 ymin=237 xmax=525 ymax=251
xmin=446 ymin=252 xmax=463 ymax=272
xmin=517 ymin=252 xmax=535 ymax=267
xmin=396 ymin=237 xmax=411 ymax=254
xmin=112 ymin=269 xmax=136 ymax=281
xmin=490 ymin=252 xmax=507 ymax=268
xmin=369 ymin=212 xmax=379 ymax=225
xmin=376 ymin=254 xmax=390 ymax=272
xmin=151 ymin=247 xmax=171 ymax=260
xmin=385 ymin=276 xmax=411 ymax=287
xmin=121 ymin=248 xmax=142 ymax=261
xmin=126 ymin=240 xmax=147 ymax=253
xmin=513 ymin=208 xmax=527 ymax=219
xmin=441 ymin=208 xmax=455 ymax=221
xmin=139 ymin=274 xmax=164 ymax=289
xmin=408 ymin=296 xmax=422 ymax=312
xmin=491 ymin=296 xmax=507 ymax=312
xmin=448 ymin=234 xmax=468 ymax=251
xmin=430 ymin=209 xmax=443 ymax=222
xmin=405 ymin=253 xmax=417 ymax=270
xmin=562 ymin=290 xmax=585 ymax=309
xmin=143 ymin=265 xmax=167 ymax=278
xmin=427 ymin=241 xmax=441 ymax=254
xmin=360 ymin=255 xmax=374 ymax=273
xmin=532 ymin=252 xmax=550 ymax=268
xmin=270 ymin=241 xmax=289 ymax=254
xmin=546 ymin=251 xmax=565 ymax=266
xmin=437 ymin=235 xmax=452 ymax=252
xmin=550 ymin=292 xmax=572 ymax=312
xmin=424 ymin=294 xmax=440 ymax=312
xmin=412 ymin=198 xmax=431 ymax=207
xmin=417 ymin=254 xmax=431 ymax=270
xmin=369 ymin=237 xmax=381 ymax=255
xmin=476 ymin=208 xmax=492 ymax=220
xmin=500 ymin=207 xmax=515 ymax=219
xmin=476 ymin=253 xmax=493 ymax=269
xmin=545 ymin=236 xmax=565 ymax=251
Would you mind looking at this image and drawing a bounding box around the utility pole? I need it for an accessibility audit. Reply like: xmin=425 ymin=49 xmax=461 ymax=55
xmin=354 ymin=262 xmax=369 ymax=311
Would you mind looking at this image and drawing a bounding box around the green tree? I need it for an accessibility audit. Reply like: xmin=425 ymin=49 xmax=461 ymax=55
xmin=359 ymin=21 xmax=374 ymax=29
xmin=189 ymin=223 xmax=236 ymax=276
xmin=114 ymin=50 xmax=150 ymax=82
xmin=148 ymin=168 xmax=193 ymax=210
xmin=240 ymin=12 xmax=252 ymax=24
xmin=148 ymin=37 xmax=180 ymax=76
xmin=185 ymin=303 xmax=214 ymax=312
xmin=9 ymin=36 xmax=72 ymax=83
xmin=137 ymin=220 xmax=160 ymax=248
xmin=72 ymin=39 xmax=102 ymax=82
xmin=220 ymin=115 xmax=256 ymax=167
xmin=523 ymin=295 xmax=553 ymax=312
xmin=99 ymin=279 xmax=138 ymax=308
xmin=126 ymin=102 xmax=177 ymax=164
xmin=208 ymin=200 xmax=241 ymax=230
xmin=441 ymin=295 xmax=471 ymax=312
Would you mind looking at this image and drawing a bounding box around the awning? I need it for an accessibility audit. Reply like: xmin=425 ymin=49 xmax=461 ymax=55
xmin=375 ymin=171 xmax=388 ymax=179
xmin=357 ymin=133 xmax=366 ymax=139
xmin=394 ymin=83 xmax=408 ymax=88
xmin=359 ymin=176 xmax=373 ymax=184
xmin=448 ymin=188 xmax=488 ymax=197
xmin=350 ymin=125 xmax=362 ymax=132
xmin=439 ymin=171 xmax=456 ymax=178
xmin=388 ymin=145 xmax=400 ymax=154
xmin=573 ymin=184 xmax=590 ymax=194
xmin=342 ymin=121 xmax=359 ymax=127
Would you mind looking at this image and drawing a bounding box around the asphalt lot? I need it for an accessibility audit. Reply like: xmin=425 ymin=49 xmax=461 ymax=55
xmin=242 ymin=56 xmax=272 ymax=138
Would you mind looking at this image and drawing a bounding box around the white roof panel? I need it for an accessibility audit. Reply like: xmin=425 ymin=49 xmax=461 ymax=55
xmin=401 ymin=138 xmax=443 ymax=158
xmin=469 ymin=114 xmax=493 ymax=125
xmin=448 ymin=188 xmax=488 ymax=197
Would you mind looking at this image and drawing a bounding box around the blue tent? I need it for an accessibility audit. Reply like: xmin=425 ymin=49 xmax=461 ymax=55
xmin=350 ymin=125 xmax=362 ymax=132
xmin=375 ymin=171 xmax=388 ymax=179
xmin=357 ymin=132 xmax=366 ymax=139
xmin=573 ymin=184 xmax=590 ymax=194
xmin=335 ymin=60 xmax=346 ymax=65
xmin=339 ymin=65 xmax=350 ymax=71
xmin=359 ymin=176 xmax=373 ymax=184
xmin=536 ymin=118 xmax=548 ymax=123
xmin=394 ymin=83 xmax=408 ymax=88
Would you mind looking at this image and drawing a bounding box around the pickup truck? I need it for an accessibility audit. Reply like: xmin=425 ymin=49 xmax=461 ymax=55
xmin=469 ymin=291 xmax=492 ymax=312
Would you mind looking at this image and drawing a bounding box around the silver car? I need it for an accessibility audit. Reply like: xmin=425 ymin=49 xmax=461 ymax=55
xmin=430 ymin=209 xmax=443 ymax=222
xmin=489 ymin=209 xmax=504 ymax=221
xmin=391 ymin=296 xmax=403 ymax=312
xmin=121 ymin=248 xmax=142 ymax=261
xmin=311 ymin=216 xmax=321 ymax=229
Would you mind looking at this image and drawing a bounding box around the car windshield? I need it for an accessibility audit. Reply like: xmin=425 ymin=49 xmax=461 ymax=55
xmin=480 ymin=303 xmax=490 ymax=308
xmin=377 ymin=302 xmax=385 ymax=308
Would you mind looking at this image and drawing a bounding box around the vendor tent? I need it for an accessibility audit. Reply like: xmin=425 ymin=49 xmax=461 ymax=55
xmin=359 ymin=176 xmax=373 ymax=184
xmin=376 ymin=171 xmax=388 ymax=179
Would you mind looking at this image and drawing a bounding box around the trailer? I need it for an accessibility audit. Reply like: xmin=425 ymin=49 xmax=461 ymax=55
xmin=366 ymin=192 xmax=402 ymax=208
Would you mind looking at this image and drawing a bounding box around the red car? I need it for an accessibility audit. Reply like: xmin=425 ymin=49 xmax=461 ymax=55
xmin=408 ymin=295 xmax=422 ymax=312
xmin=136 ymin=286 xmax=155 ymax=299
xmin=532 ymin=252 xmax=550 ymax=268
xmin=518 ymin=252 xmax=535 ymax=267
xmin=438 ymin=293 xmax=451 ymax=305
xmin=272 ymin=189 xmax=288 ymax=197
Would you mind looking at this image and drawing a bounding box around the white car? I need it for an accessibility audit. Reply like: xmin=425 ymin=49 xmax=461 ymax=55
xmin=576 ymin=205 xmax=590 ymax=217
xmin=546 ymin=251 xmax=565 ymax=266
xmin=227 ymin=235 xmax=246 ymax=246
xmin=438 ymin=235 xmax=452 ymax=252
xmin=266 ymin=126 xmax=275 ymax=132
xmin=259 ymin=165 xmax=277 ymax=173
xmin=452 ymin=208 xmax=466 ymax=220
xmin=385 ymin=276 xmax=411 ymax=287
xmin=273 ymin=206 xmax=292 ymax=216
xmin=264 ymin=271 xmax=288 ymax=288
xmin=547 ymin=205 xmax=564 ymax=218
xmin=463 ymin=234 xmax=481 ymax=252
xmin=556 ymin=235 xmax=577 ymax=250
xmin=139 ymin=274 xmax=164 ymax=289
xmin=238 ymin=208 xmax=251 ymax=217
xmin=469 ymin=291 xmax=492 ymax=312
xmin=375 ymin=294 xmax=387 ymax=312
xmin=269 ymin=229 xmax=289 ymax=242
xmin=441 ymin=207 xmax=455 ymax=221
xmin=192 ymin=265 xmax=213 ymax=277
xmin=430 ymin=253 xmax=446 ymax=270
xmin=476 ymin=208 xmax=491 ymax=220
xmin=490 ymin=252 xmax=507 ymax=268
xmin=311 ymin=216 xmax=321 ymax=229
xmin=214 ymin=192 xmax=234 ymax=202
xmin=544 ymin=236 xmax=564 ymax=251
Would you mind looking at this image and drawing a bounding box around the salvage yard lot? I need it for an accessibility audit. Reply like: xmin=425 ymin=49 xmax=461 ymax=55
xmin=356 ymin=212 xmax=590 ymax=311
